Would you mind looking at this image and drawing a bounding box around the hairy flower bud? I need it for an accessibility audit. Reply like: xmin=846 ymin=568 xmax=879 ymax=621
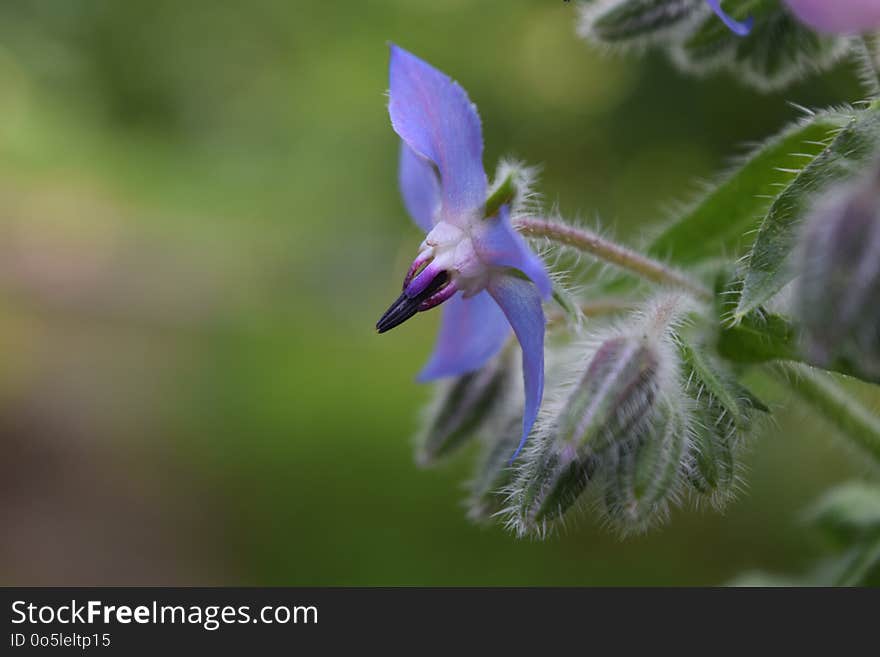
xmin=505 ymin=295 xmax=687 ymax=537
xmin=515 ymin=336 xmax=663 ymax=532
xmin=467 ymin=415 xmax=525 ymax=522
xmin=416 ymin=352 xmax=513 ymax=466
xmin=508 ymin=440 xmax=597 ymax=538
xmin=680 ymin=344 xmax=766 ymax=505
xmin=794 ymin=164 xmax=880 ymax=382
xmin=579 ymin=0 xmax=703 ymax=46
xmin=602 ymin=400 xmax=688 ymax=533
xmin=686 ymin=408 xmax=734 ymax=498
xmin=560 ymin=336 xmax=663 ymax=453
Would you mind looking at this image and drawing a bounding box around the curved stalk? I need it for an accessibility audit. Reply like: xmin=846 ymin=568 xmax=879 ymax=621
xmin=513 ymin=217 xmax=712 ymax=300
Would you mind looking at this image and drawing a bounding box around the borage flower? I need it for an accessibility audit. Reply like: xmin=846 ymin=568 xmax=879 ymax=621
xmin=376 ymin=45 xmax=551 ymax=458
xmin=783 ymin=0 xmax=880 ymax=34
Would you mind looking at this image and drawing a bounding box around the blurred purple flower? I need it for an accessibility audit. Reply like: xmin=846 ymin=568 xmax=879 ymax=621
xmin=783 ymin=0 xmax=880 ymax=34
xmin=377 ymin=45 xmax=551 ymax=458
xmin=705 ymin=1 xmax=754 ymax=37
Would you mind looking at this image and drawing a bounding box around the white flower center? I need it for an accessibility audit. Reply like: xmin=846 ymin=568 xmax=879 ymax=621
xmin=424 ymin=220 xmax=490 ymax=297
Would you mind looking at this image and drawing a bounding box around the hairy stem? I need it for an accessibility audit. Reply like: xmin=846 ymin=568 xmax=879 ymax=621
xmin=580 ymin=298 xmax=636 ymax=317
xmin=774 ymin=363 xmax=880 ymax=465
xmin=548 ymin=297 xmax=636 ymax=326
xmin=513 ymin=217 xmax=711 ymax=300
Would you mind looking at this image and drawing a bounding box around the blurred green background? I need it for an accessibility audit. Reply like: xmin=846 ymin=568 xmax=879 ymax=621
xmin=0 ymin=0 xmax=870 ymax=585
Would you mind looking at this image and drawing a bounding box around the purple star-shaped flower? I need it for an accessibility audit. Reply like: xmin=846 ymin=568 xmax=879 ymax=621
xmin=377 ymin=45 xmax=552 ymax=459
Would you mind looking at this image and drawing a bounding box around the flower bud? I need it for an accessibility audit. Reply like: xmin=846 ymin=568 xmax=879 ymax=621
xmin=794 ymin=164 xmax=880 ymax=382
xmin=507 ymin=439 xmax=599 ymax=537
xmin=685 ymin=403 xmax=736 ymax=499
xmin=466 ymin=415 xmax=525 ymax=522
xmin=679 ymin=344 xmax=767 ymax=505
xmin=578 ymin=0 xmax=701 ymax=46
xmin=560 ymin=336 xmax=662 ymax=451
xmin=602 ymin=400 xmax=688 ymax=533
xmin=512 ymin=335 xmax=664 ymax=533
xmin=506 ymin=296 xmax=688 ymax=536
xmin=416 ymin=352 xmax=513 ymax=466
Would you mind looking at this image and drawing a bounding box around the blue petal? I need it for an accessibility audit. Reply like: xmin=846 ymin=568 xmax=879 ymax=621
xmin=388 ymin=44 xmax=487 ymax=220
xmin=474 ymin=205 xmax=552 ymax=299
xmin=417 ymin=291 xmax=509 ymax=381
xmin=399 ymin=141 xmax=440 ymax=233
xmin=488 ymin=275 xmax=545 ymax=460
xmin=705 ymin=0 xmax=753 ymax=36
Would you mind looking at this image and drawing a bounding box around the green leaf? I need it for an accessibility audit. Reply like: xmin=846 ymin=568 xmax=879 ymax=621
xmin=717 ymin=310 xmax=800 ymax=364
xmin=582 ymin=0 xmax=702 ymax=46
xmin=736 ymin=104 xmax=880 ymax=320
xmin=647 ymin=110 xmax=850 ymax=266
xmin=805 ymin=481 xmax=880 ymax=544
xmin=674 ymin=0 xmax=847 ymax=91
xmin=714 ymin=270 xmax=803 ymax=387
xmin=830 ymin=537 xmax=880 ymax=586
xmin=715 ymin=267 xmax=880 ymax=382
xmin=716 ymin=306 xmax=880 ymax=384
xmin=681 ymin=343 xmax=750 ymax=425
xmin=484 ymin=172 xmax=516 ymax=219
xmin=599 ymin=111 xmax=849 ymax=298
xmin=775 ymin=363 xmax=880 ymax=465
xmin=680 ymin=341 xmax=767 ymax=502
